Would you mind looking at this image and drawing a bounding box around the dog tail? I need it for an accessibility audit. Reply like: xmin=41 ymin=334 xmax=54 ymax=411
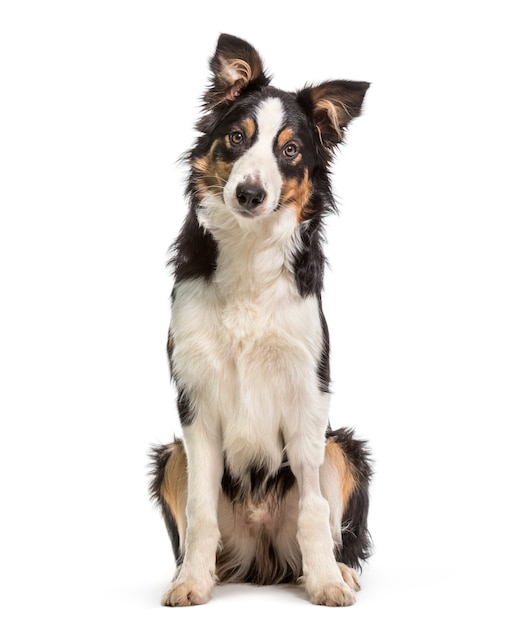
xmin=326 ymin=427 xmax=373 ymax=570
xmin=149 ymin=440 xmax=186 ymax=568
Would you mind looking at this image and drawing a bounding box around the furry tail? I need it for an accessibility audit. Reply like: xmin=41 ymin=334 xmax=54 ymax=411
xmin=327 ymin=427 xmax=373 ymax=570
xmin=149 ymin=440 xmax=185 ymax=568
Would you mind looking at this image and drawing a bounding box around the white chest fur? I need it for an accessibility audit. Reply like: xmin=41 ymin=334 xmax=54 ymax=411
xmin=170 ymin=228 xmax=326 ymax=477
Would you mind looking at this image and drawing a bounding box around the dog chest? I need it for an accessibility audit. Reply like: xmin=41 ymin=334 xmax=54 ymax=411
xmin=170 ymin=277 xmax=324 ymax=466
xmin=172 ymin=276 xmax=321 ymax=370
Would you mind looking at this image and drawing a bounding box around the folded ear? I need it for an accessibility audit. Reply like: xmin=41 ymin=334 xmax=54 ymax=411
xmin=204 ymin=34 xmax=270 ymax=108
xmin=298 ymin=80 xmax=370 ymax=151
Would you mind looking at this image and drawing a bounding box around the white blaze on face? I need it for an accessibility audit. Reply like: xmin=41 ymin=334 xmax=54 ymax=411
xmin=223 ymin=97 xmax=284 ymax=217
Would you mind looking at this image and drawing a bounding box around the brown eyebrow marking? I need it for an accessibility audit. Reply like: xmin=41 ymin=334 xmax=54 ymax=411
xmin=277 ymin=127 xmax=294 ymax=147
xmin=242 ymin=117 xmax=256 ymax=139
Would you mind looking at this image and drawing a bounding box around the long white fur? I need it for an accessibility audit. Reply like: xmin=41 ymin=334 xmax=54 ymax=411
xmin=164 ymin=97 xmax=355 ymax=606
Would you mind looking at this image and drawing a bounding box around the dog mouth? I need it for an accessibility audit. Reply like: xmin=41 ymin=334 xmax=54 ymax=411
xmin=236 ymin=206 xmax=263 ymax=218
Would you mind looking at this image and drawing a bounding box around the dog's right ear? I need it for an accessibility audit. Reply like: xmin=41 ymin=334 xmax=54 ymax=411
xmin=204 ymin=34 xmax=270 ymax=109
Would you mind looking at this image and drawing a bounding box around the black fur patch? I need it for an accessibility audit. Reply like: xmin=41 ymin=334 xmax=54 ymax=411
xmin=168 ymin=209 xmax=217 ymax=283
xmin=221 ymin=457 xmax=296 ymax=504
xmin=176 ymin=387 xmax=194 ymax=426
xmin=317 ymin=297 xmax=331 ymax=393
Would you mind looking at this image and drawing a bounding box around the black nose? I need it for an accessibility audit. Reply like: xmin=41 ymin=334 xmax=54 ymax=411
xmin=236 ymin=182 xmax=266 ymax=210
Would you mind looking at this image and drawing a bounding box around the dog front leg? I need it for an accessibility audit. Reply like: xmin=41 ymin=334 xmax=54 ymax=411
xmin=162 ymin=421 xmax=223 ymax=607
xmin=288 ymin=444 xmax=357 ymax=606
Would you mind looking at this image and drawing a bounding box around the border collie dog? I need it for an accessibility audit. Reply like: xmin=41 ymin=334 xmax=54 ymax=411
xmin=150 ymin=34 xmax=371 ymax=607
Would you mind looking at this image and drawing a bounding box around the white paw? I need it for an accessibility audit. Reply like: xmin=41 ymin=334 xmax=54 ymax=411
xmin=161 ymin=577 xmax=214 ymax=607
xmin=305 ymin=563 xmax=362 ymax=606
xmin=338 ymin=562 xmax=361 ymax=592
xmin=308 ymin=580 xmax=356 ymax=606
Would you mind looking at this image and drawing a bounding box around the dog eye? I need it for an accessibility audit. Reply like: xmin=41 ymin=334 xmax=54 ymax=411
xmin=229 ymin=131 xmax=244 ymax=145
xmin=283 ymin=142 xmax=299 ymax=159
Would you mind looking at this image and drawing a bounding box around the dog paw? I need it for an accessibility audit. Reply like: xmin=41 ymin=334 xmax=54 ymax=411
xmin=337 ymin=562 xmax=361 ymax=592
xmin=161 ymin=579 xmax=213 ymax=607
xmin=308 ymin=580 xmax=356 ymax=606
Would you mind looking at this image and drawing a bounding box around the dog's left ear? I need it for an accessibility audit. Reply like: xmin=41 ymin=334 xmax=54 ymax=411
xmin=298 ymin=80 xmax=370 ymax=151
xmin=204 ymin=34 xmax=270 ymax=108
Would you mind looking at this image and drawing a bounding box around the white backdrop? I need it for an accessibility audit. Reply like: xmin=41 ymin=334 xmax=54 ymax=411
xmin=1 ymin=1 xmax=519 ymax=624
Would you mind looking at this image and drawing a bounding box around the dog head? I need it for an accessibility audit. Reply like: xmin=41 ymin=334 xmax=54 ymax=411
xmin=188 ymin=34 xmax=369 ymax=224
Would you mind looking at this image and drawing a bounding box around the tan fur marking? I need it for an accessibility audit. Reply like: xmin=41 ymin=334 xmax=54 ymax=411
xmin=192 ymin=142 xmax=232 ymax=199
xmin=280 ymin=168 xmax=312 ymax=222
xmin=161 ymin=442 xmax=188 ymax=543
xmin=192 ymin=155 xmax=209 ymax=174
xmin=242 ymin=118 xmax=256 ymax=139
xmin=223 ymin=134 xmax=233 ymax=150
xmin=325 ymin=439 xmax=357 ymax=510
xmin=213 ymin=159 xmax=233 ymax=184
xmin=277 ymin=127 xmax=294 ymax=147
